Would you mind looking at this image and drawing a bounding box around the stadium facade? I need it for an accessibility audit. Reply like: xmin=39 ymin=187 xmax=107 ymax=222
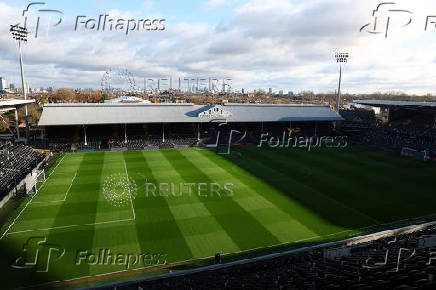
xmin=39 ymin=103 xmax=343 ymax=125
xmin=38 ymin=103 xmax=343 ymax=150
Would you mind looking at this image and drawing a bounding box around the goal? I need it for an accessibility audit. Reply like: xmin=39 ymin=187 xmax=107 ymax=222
xmin=25 ymin=170 xmax=46 ymax=194
xmin=401 ymin=147 xmax=426 ymax=160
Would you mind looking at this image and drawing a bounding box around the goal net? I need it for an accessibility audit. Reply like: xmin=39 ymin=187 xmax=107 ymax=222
xmin=401 ymin=147 xmax=426 ymax=160
xmin=25 ymin=170 xmax=46 ymax=194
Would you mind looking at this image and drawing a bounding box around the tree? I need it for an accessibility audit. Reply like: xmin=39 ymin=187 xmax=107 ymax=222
xmin=55 ymin=88 xmax=76 ymax=102
xmin=0 ymin=114 xmax=10 ymax=132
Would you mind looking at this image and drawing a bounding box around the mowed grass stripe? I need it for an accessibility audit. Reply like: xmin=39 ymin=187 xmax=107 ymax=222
xmin=268 ymin=147 xmax=436 ymax=221
xmin=196 ymin=149 xmax=346 ymax=236
xmin=7 ymin=154 xmax=84 ymax=233
xmin=181 ymin=149 xmax=317 ymax=243
xmin=146 ymin=150 xmax=240 ymax=258
xmin=323 ymin=148 xmax=436 ymax=198
xmin=340 ymin=148 xmax=436 ymax=219
xmin=204 ymin=149 xmax=354 ymax=236
xmin=93 ymin=152 xmax=134 ymax=223
xmin=161 ymin=150 xmax=280 ymax=250
xmin=211 ymin=148 xmax=359 ymax=235
xmin=89 ymin=151 xmax=140 ymax=275
xmin=246 ymin=146 xmax=380 ymax=224
xmin=238 ymin=146 xmax=379 ymax=226
xmin=123 ymin=150 xmax=193 ymax=263
xmin=46 ymin=152 xmax=104 ymax=278
xmin=33 ymin=154 xmax=82 ymax=202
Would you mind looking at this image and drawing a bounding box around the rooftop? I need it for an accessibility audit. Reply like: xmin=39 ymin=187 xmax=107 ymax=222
xmin=39 ymin=103 xmax=343 ymax=126
xmin=353 ymin=100 xmax=436 ymax=108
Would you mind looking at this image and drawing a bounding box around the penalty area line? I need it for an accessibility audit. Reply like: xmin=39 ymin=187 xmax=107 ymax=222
xmin=6 ymin=218 xmax=135 ymax=236
xmin=0 ymin=156 xmax=68 ymax=240
xmin=62 ymin=171 xmax=77 ymax=201
xmin=124 ymin=160 xmax=136 ymax=221
xmin=33 ymin=171 xmax=78 ymax=204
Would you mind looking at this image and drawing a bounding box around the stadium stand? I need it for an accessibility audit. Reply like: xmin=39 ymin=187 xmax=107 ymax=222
xmin=43 ymin=121 xmax=332 ymax=152
xmin=38 ymin=103 xmax=342 ymax=152
xmin=348 ymin=100 xmax=436 ymax=154
xmin=0 ymin=141 xmax=45 ymax=198
xmin=353 ymin=125 xmax=436 ymax=152
xmin=49 ymin=140 xmax=72 ymax=152
xmin=100 ymin=224 xmax=436 ymax=290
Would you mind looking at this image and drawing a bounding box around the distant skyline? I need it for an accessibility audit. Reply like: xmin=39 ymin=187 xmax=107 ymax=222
xmin=1 ymin=0 xmax=436 ymax=94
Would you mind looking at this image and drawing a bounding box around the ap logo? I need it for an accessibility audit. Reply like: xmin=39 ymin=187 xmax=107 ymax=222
xmin=11 ymin=237 xmax=65 ymax=272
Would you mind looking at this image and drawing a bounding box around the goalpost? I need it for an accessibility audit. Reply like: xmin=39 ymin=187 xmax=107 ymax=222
xmin=401 ymin=147 xmax=427 ymax=161
xmin=25 ymin=170 xmax=46 ymax=195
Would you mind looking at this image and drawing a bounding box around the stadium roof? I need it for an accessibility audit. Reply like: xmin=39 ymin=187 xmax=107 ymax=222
xmin=0 ymin=99 xmax=35 ymax=107
xmin=0 ymin=99 xmax=35 ymax=114
xmin=38 ymin=103 xmax=343 ymax=126
xmin=353 ymin=100 xmax=436 ymax=108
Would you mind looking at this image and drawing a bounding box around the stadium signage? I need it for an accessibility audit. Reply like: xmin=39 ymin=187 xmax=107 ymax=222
xmin=198 ymin=107 xmax=233 ymax=119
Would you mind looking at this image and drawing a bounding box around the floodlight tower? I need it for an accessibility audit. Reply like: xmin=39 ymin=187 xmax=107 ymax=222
xmin=10 ymin=25 xmax=29 ymax=144
xmin=334 ymin=52 xmax=349 ymax=112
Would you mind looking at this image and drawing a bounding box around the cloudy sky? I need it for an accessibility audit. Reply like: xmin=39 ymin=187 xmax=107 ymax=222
xmin=1 ymin=0 xmax=436 ymax=94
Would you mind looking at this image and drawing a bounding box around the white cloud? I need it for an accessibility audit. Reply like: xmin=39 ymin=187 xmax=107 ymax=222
xmin=2 ymin=0 xmax=436 ymax=94
xmin=142 ymin=0 xmax=154 ymax=10
xmin=205 ymin=0 xmax=227 ymax=9
xmin=204 ymin=0 xmax=241 ymax=9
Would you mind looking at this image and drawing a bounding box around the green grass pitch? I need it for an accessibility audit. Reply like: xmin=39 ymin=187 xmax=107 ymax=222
xmin=1 ymin=146 xmax=436 ymax=288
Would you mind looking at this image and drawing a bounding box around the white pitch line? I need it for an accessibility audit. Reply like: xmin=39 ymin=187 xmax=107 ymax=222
xmin=47 ymin=155 xmax=66 ymax=178
xmin=0 ymin=197 xmax=36 ymax=240
xmin=124 ymin=160 xmax=136 ymax=221
xmin=35 ymin=154 xmax=66 ymax=193
xmin=33 ymin=171 xmax=78 ymax=204
xmin=19 ymin=219 xmax=436 ymax=288
xmin=84 ymin=218 xmax=134 ymax=227
xmin=0 ymin=155 xmax=67 ymax=240
xmin=32 ymin=200 xmax=64 ymax=204
xmin=62 ymin=171 xmax=77 ymax=201
xmin=6 ymin=218 xmax=135 ymax=236
xmin=29 ymin=231 xmax=349 ymax=287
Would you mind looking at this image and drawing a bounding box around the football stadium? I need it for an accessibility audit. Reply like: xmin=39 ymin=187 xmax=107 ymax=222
xmin=2 ymin=1 xmax=436 ymax=289
xmin=0 ymin=100 xmax=436 ymax=289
